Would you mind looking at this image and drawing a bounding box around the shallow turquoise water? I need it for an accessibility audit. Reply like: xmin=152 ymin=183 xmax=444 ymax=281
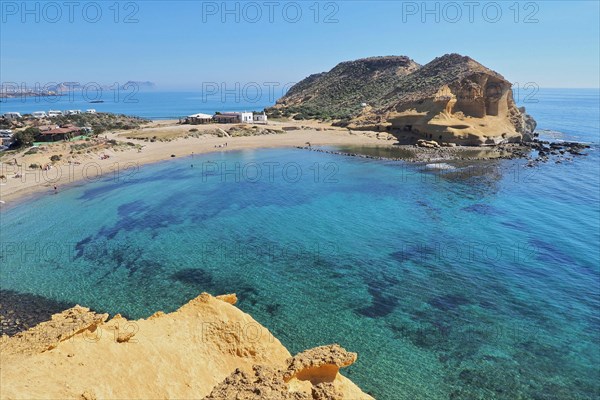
xmin=1 ymin=90 xmax=599 ymax=399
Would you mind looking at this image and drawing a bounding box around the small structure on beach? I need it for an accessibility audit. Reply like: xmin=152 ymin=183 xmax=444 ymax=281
xmin=38 ymin=124 xmax=82 ymax=142
xmin=186 ymin=113 xmax=213 ymax=124
xmin=184 ymin=111 xmax=263 ymax=125
xmin=213 ymin=111 xmax=254 ymax=124
xmin=253 ymin=112 xmax=268 ymax=123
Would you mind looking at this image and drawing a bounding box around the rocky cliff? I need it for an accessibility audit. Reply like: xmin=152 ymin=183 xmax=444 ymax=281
xmin=268 ymin=54 xmax=536 ymax=145
xmin=0 ymin=293 xmax=373 ymax=400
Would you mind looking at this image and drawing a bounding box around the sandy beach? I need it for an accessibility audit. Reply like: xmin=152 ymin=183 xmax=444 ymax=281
xmin=0 ymin=120 xmax=390 ymax=205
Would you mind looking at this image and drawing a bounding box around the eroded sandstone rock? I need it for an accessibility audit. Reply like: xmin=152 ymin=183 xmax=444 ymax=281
xmin=215 ymin=293 xmax=238 ymax=305
xmin=284 ymin=344 xmax=357 ymax=384
xmin=1 ymin=293 xmax=374 ymax=399
xmin=0 ymin=305 xmax=108 ymax=355
xmin=204 ymin=366 xmax=310 ymax=400
xmin=205 ymin=345 xmax=363 ymax=400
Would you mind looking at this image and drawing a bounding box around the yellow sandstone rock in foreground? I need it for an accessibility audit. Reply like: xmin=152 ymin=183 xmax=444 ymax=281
xmin=0 ymin=293 xmax=373 ymax=400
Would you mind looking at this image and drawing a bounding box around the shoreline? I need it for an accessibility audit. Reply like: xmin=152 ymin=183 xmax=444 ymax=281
xmin=1 ymin=119 xmax=593 ymax=207
xmin=0 ymin=123 xmax=388 ymax=206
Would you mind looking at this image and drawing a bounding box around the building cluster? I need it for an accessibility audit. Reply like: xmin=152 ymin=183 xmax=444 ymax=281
xmin=0 ymin=123 xmax=94 ymax=152
xmin=185 ymin=111 xmax=267 ymax=125
xmin=2 ymin=109 xmax=97 ymax=120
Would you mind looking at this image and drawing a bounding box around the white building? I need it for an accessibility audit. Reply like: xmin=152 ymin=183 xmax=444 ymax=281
xmin=0 ymin=130 xmax=15 ymax=148
xmin=86 ymin=109 xmax=97 ymax=114
xmin=32 ymin=111 xmax=48 ymax=118
xmin=3 ymin=112 xmax=22 ymax=119
xmin=186 ymin=113 xmax=213 ymax=124
xmin=65 ymin=110 xmax=82 ymax=115
xmin=253 ymin=112 xmax=268 ymax=123
xmin=48 ymin=110 xmax=63 ymax=117
xmin=239 ymin=112 xmax=254 ymax=123
xmin=213 ymin=111 xmax=254 ymax=124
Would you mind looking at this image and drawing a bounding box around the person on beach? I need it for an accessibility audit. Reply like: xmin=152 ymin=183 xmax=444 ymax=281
xmin=53 ymin=185 xmax=58 ymax=193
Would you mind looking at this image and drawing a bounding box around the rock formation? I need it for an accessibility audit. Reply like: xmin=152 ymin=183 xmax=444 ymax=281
xmin=268 ymin=54 xmax=536 ymax=145
xmin=205 ymin=343 xmax=361 ymax=400
xmin=0 ymin=293 xmax=372 ymax=400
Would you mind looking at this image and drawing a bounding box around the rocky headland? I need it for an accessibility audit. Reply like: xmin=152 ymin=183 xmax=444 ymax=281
xmin=268 ymin=54 xmax=537 ymax=146
xmin=0 ymin=293 xmax=373 ymax=400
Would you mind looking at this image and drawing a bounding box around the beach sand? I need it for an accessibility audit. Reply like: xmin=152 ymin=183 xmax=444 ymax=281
xmin=0 ymin=120 xmax=389 ymax=205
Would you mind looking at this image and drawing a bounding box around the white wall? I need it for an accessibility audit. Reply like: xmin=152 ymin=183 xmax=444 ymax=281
xmin=253 ymin=114 xmax=267 ymax=122
xmin=239 ymin=112 xmax=253 ymax=123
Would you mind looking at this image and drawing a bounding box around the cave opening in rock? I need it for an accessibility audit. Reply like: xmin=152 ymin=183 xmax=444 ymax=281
xmin=485 ymin=81 xmax=504 ymax=116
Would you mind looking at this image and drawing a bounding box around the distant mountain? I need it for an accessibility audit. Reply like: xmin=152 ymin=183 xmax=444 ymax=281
xmin=268 ymin=54 xmax=536 ymax=145
xmin=121 ymin=81 xmax=156 ymax=89
xmin=41 ymin=81 xmax=156 ymax=92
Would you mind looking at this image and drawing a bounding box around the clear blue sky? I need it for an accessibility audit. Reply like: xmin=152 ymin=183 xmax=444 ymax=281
xmin=1 ymin=1 xmax=599 ymax=89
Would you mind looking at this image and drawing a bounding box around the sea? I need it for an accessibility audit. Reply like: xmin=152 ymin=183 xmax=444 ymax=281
xmin=0 ymin=88 xmax=280 ymax=119
xmin=0 ymin=89 xmax=599 ymax=399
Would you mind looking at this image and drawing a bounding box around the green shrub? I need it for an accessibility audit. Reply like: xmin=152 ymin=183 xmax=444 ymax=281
xmin=12 ymin=127 xmax=40 ymax=148
xmin=92 ymin=125 xmax=106 ymax=135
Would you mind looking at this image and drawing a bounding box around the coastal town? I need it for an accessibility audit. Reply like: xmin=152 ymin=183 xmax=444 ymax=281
xmin=0 ymin=110 xmax=267 ymax=150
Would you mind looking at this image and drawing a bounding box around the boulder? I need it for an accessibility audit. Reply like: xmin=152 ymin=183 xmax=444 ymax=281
xmin=417 ymin=139 xmax=440 ymax=148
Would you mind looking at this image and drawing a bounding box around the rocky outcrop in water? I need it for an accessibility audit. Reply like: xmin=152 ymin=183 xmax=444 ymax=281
xmin=268 ymin=54 xmax=537 ymax=145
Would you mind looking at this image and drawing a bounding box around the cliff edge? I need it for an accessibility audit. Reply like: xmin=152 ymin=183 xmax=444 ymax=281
xmin=0 ymin=293 xmax=373 ymax=400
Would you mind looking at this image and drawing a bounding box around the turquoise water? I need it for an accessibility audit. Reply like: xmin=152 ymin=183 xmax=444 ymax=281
xmin=1 ymin=90 xmax=599 ymax=399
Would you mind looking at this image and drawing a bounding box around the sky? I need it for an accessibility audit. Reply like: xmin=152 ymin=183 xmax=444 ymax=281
xmin=1 ymin=1 xmax=599 ymax=89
